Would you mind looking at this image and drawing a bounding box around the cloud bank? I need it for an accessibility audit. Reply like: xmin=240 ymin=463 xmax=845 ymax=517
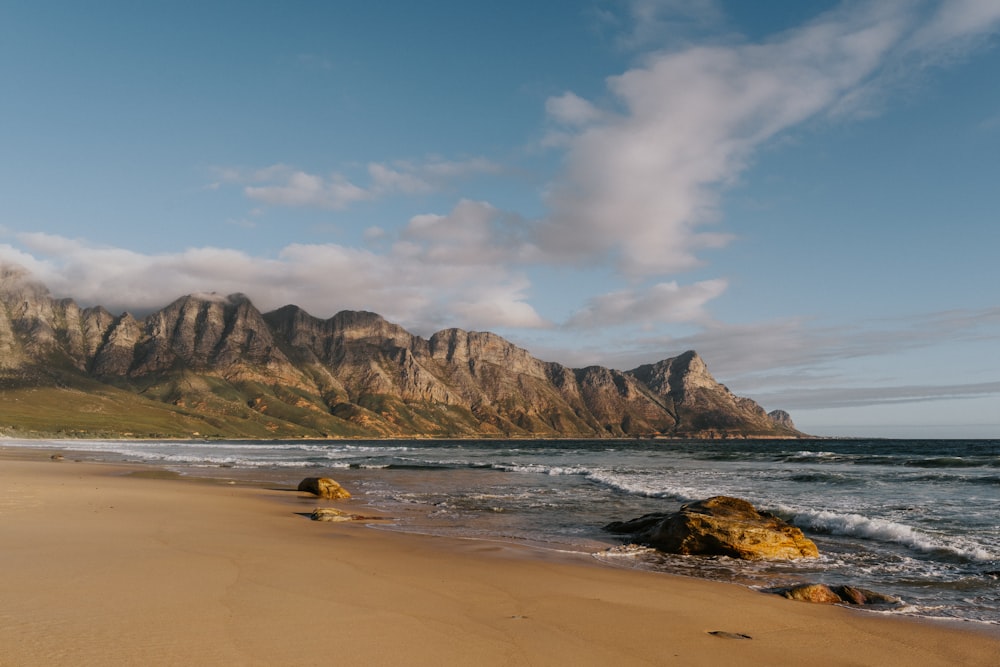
xmin=540 ymin=0 xmax=1000 ymax=277
xmin=0 ymin=202 xmax=546 ymax=333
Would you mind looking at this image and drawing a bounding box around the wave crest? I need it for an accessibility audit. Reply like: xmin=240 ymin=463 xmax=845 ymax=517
xmin=793 ymin=509 xmax=996 ymax=563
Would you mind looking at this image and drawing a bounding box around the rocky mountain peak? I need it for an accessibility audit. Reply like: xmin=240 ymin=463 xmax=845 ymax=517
xmin=768 ymin=409 xmax=796 ymax=429
xmin=671 ymin=350 xmax=719 ymax=391
xmin=428 ymin=328 xmax=543 ymax=376
xmin=0 ymin=263 xmax=805 ymax=439
xmin=330 ymin=310 xmax=413 ymax=345
xmin=627 ymin=350 xmax=711 ymax=396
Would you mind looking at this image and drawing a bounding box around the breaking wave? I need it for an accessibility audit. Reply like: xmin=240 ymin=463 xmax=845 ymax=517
xmin=792 ymin=509 xmax=997 ymax=563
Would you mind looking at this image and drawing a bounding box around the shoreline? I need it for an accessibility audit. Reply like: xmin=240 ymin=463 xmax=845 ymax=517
xmin=2 ymin=446 xmax=998 ymax=665
xmin=1 ymin=431 xmax=821 ymax=441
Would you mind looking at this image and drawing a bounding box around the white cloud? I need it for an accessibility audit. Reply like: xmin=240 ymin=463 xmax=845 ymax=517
xmin=212 ymin=163 xmax=294 ymax=185
xmin=223 ymin=157 xmax=501 ymax=211
xmin=538 ymin=1 xmax=1000 ymax=277
xmin=754 ymin=380 xmax=1000 ymax=411
xmin=519 ymin=304 xmax=1000 ymax=387
xmin=245 ymin=171 xmax=370 ymax=209
xmin=910 ymin=0 xmax=1000 ymax=50
xmin=0 ymin=203 xmax=546 ymax=333
xmin=593 ymin=0 xmax=726 ymax=51
xmin=416 ymin=157 xmax=502 ymax=179
xmin=633 ymin=0 xmax=724 ymax=44
xmin=363 ymin=226 xmax=387 ymax=243
xmin=565 ymin=279 xmax=727 ymax=329
xmin=400 ymin=198 xmax=540 ymax=266
xmin=367 ymin=163 xmax=434 ymax=195
xmin=545 ymin=92 xmax=606 ymax=127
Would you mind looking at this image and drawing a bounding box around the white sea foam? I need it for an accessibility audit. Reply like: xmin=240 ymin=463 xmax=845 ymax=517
xmin=582 ymin=470 xmax=702 ymax=501
xmin=595 ymin=544 xmax=659 ymax=560
xmin=485 ymin=461 xmax=709 ymax=502
xmin=490 ymin=463 xmax=590 ymax=476
xmin=788 ymin=450 xmax=840 ymax=460
xmin=144 ymin=452 xmax=349 ymax=469
xmin=792 ymin=509 xmax=997 ymax=563
xmin=6 ymin=439 xmax=416 ymax=469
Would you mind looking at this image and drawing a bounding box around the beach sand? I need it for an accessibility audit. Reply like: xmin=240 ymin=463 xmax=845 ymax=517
xmin=1 ymin=447 xmax=997 ymax=666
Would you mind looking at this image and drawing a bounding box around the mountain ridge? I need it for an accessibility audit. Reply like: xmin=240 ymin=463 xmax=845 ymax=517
xmin=0 ymin=265 xmax=804 ymax=440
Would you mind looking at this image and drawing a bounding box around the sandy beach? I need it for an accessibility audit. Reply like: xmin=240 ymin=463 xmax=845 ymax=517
xmin=1 ymin=447 xmax=997 ymax=666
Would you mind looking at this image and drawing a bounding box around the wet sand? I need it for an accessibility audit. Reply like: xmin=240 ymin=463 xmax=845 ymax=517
xmin=1 ymin=447 xmax=997 ymax=666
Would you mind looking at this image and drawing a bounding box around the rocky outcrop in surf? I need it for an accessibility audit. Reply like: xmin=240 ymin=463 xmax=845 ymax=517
xmin=604 ymin=496 xmax=819 ymax=560
xmin=770 ymin=583 xmax=900 ymax=606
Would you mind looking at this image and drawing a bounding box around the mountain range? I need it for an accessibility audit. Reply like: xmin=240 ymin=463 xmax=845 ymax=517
xmin=0 ymin=265 xmax=804 ymax=440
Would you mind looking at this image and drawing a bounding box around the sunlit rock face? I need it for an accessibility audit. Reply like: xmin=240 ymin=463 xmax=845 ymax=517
xmin=0 ymin=265 xmax=806 ymax=439
xmin=768 ymin=409 xmax=796 ymax=430
xmin=605 ymin=496 xmax=820 ymax=560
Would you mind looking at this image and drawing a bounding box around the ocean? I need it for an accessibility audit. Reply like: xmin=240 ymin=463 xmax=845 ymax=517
xmin=9 ymin=437 xmax=999 ymax=626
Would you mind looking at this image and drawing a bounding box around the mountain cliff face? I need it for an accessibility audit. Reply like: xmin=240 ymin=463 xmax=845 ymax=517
xmin=0 ymin=266 xmax=804 ymax=439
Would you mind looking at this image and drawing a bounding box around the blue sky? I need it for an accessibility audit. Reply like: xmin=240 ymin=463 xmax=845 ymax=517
xmin=2 ymin=0 xmax=999 ymax=438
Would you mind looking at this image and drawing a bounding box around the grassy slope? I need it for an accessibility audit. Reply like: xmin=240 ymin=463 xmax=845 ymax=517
xmin=0 ymin=371 xmax=329 ymax=439
xmin=0 ymin=371 xmax=489 ymax=440
xmin=0 ymin=362 xmax=803 ymax=440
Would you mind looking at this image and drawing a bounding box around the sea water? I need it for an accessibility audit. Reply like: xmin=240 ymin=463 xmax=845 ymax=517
xmin=9 ymin=438 xmax=999 ymax=625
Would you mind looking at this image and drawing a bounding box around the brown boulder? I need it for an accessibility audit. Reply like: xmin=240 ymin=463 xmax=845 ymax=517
xmin=297 ymin=477 xmax=351 ymax=500
xmin=310 ymin=508 xmax=356 ymax=522
xmin=774 ymin=584 xmax=900 ymax=606
xmin=832 ymin=585 xmax=899 ymax=605
xmin=309 ymin=508 xmax=384 ymax=522
xmin=778 ymin=584 xmax=844 ymax=604
xmin=605 ymin=496 xmax=818 ymax=560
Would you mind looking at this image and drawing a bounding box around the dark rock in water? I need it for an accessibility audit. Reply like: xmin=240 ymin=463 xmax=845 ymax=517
xmin=297 ymin=477 xmax=351 ymax=500
xmin=775 ymin=584 xmax=844 ymax=604
xmin=834 ymin=585 xmax=899 ymax=606
xmin=605 ymin=496 xmax=819 ymax=560
xmin=771 ymin=583 xmax=900 ymax=606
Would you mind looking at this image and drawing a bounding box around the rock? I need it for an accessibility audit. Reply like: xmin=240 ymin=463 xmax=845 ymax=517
xmin=605 ymin=496 xmax=819 ymax=560
xmin=767 ymin=409 xmax=795 ymax=430
xmin=49 ymin=454 xmax=64 ymax=461
xmin=310 ymin=508 xmax=357 ymax=522
xmin=309 ymin=507 xmax=383 ymax=522
xmin=297 ymin=477 xmax=351 ymax=499
xmin=830 ymin=585 xmax=899 ymax=605
xmin=707 ymin=631 xmax=752 ymax=640
xmin=777 ymin=584 xmax=844 ymax=604
xmin=773 ymin=584 xmax=900 ymax=606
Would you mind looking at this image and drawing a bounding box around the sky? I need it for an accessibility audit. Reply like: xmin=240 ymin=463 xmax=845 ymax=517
xmin=1 ymin=0 xmax=999 ymax=438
